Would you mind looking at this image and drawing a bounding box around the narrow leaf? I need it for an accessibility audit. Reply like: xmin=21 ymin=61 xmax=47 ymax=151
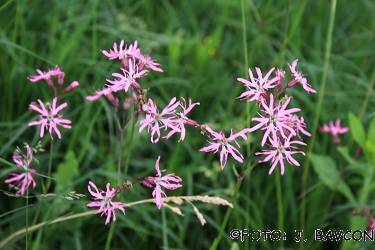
xmin=309 ymin=152 xmax=356 ymax=204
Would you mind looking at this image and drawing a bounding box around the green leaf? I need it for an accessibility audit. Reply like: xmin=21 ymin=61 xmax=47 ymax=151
xmin=367 ymin=115 xmax=375 ymax=143
xmin=364 ymin=140 xmax=375 ymax=167
xmin=55 ymin=151 xmax=79 ymax=193
xmin=337 ymin=146 xmax=368 ymax=176
xmin=348 ymin=112 xmax=366 ymax=146
xmin=309 ymin=152 xmax=356 ymax=204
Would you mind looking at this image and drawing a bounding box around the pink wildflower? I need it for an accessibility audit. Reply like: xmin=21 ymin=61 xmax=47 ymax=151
xmin=200 ymin=126 xmax=250 ymax=169
xmin=287 ymin=59 xmax=316 ymax=93
xmin=87 ymin=181 xmax=130 ymax=225
xmin=4 ymin=146 xmax=37 ymax=196
xmin=86 ymin=87 xmax=114 ymax=102
xmin=139 ymin=97 xmax=180 ymax=143
xmin=139 ymin=156 xmax=182 ymax=209
xmin=237 ymin=67 xmax=279 ymax=103
xmin=256 ymin=135 xmax=306 ymax=175
xmin=62 ymin=81 xmax=79 ymax=94
xmin=164 ymin=97 xmax=200 ymax=142
xmin=281 ymin=114 xmax=311 ymax=140
xmin=28 ymin=65 xmax=64 ymax=90
xmin=28 ymin=97 xmax=71 ymax=139
xmin=101 ymin=40 xmax=141 ymax=61
xmin=106 ymin=59 xmax=148 ymax=92
xmin=320 ymin=119 xmax=349 ymax=145
xmin=136 ymin=54 xmax=163 ymax=72
xmin=249 ymin=94 xmax=300 ymax=146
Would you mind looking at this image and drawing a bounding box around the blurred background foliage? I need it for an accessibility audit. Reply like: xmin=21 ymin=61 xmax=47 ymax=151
xmin=0 ymin=0 xmax=374 ymax=249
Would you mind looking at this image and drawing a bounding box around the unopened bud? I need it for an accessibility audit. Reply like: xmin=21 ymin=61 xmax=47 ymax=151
xmin=139 ymin=176 xmax=155 ymax=188
xmin=105 ymin=92 xmax=116 ymax=105
xmin=123 ymin=98 xmax=132 ymax=112
xmin=57 ymin=72 xmax=65 ymax=86
xmin=62 ymin=81 xmax=79 ymax=94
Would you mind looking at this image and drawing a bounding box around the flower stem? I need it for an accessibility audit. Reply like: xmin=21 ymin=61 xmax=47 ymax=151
xmin=46 ymin=140 xmax=54 ymax=191
xmin=209 ymin=177 xmax=242 ymax=250
xmin=123 ymin=104 xmax=137 ymax=181
xmin=210 ymin=132 xmax=262 ymax=249
xmin=162 ymin=205 xmax=169 ymax=249
xmin=299 ymin=1 xmax=336 ymax=249
xmin=26 ymin=184 xmax=29 ymax=250
xmin=117 ymin=128 xmax=124 ymax=186
xmin=275 ymin=171 xmax=284 ymax=250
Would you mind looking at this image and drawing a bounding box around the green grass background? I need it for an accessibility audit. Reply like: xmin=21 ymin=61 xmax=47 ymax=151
xmin=1 ymin=0 xmax=375 ymax=249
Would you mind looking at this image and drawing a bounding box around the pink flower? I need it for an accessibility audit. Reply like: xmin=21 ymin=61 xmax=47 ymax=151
xmin=256 ymin=135 xmax=306 ymax=175
xmin=101 ymin=40 xmax=141 ymax=61
xmin=28 ymin=65 xmax=64 ymax=90
xmin=249 ymin=94 xmax=301 ymax=146
xmin=136 ymin=54 xmax=163 ymax=72
xmin=287 ymin=59 xmax=316 ymax=94
xmin=86 ymin=87 xmax=114 ymax=102
xmin=139 ymin=97 xmax=180 ymax=143
xmin=106 ymin=59 xmax=148 ymax=93
xmin=28 ymin=97 xmax=72 ymax=139
xmin=62 ymin=81 xmax=79 ymax=94
xmin=87 ymin=181 xmax=130 ymax=225
xmin=139 ymin=156 xmax=182 ymax=209
xmin=200 ymin=126 xmax=250 ymax=169
xmin=4 ymin=146 xmax=37 ymax=196
xmin=164 ymin=97 xmax=200 ymax=142
xmin=237 ymin=67 xmax=279 ymax=103
xmin=281 ymin=114 xmax=311 ymax=140
xmin=320 ymin=119 xmax=349 ymax=145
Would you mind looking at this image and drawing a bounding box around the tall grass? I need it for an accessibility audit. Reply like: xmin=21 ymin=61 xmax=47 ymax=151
xmin=1 ymin=0 xmax=375 ymax=249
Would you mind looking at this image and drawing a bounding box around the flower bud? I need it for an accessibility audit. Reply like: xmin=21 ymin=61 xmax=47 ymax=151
xmin=62 ymin=81 xmax=79 ymax=94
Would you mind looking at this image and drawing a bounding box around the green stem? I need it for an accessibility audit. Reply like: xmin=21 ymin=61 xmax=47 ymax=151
xmin=117 ymin=128 xmax=124 ymax=186
xmin=46 ymin=140 xmax=54 ymax=191
xmin=106 ymin=102 xmax=137 ymax=250
xmin=162 ymin=206 xmax=169 ymax=249
xmin=210 ymin=133 xmax=262 ymax=250
xmin=26 ymin=186 xmax=29 ymax=250
xmin=123 ymin=102 xmax=137 ymax=181
xmin=275 ymin=171 xmax=284 ymax=250
xmin=105 ymin=222 xmax=116 ymax=250
xmin=209 ymin=177 xmax=242 ymax=250
xmin=300 ymin=1 xmax=336 ymax=249
xmin=279 ymin=0 xmax=289 ymax=68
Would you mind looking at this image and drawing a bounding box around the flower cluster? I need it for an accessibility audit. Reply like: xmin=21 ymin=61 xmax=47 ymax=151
xmin=28 ymin=66 xmax=78 ymax=139
xmin=85 ymin=40 xmax=315 ymax=224
xmin=5 ymin=143 xmax=43 ymax=196
xmin=238 ymin=60 xmax=316 ymax=175
xmin=86 ymin=40 xmax=162 ymax=114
